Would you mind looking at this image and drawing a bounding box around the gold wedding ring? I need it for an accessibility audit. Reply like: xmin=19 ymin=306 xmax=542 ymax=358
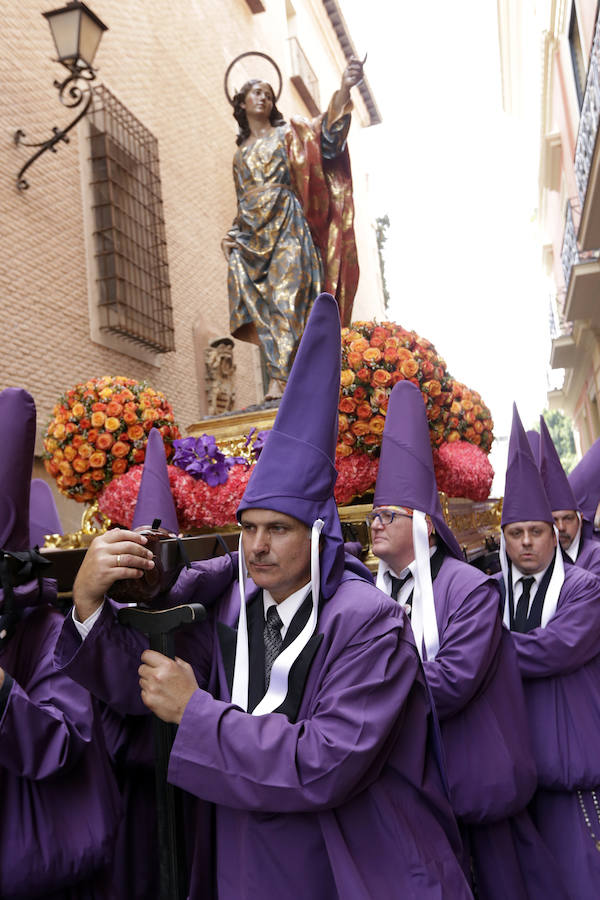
xmin=116 ymin=554 xmax=121 ymax=567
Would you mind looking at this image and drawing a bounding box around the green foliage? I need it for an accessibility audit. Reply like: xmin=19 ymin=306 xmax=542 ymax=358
xmin=530 ymin=408 xmax=577 ymax=474
xmin=375 ymin=215 xmax=391 ymax=313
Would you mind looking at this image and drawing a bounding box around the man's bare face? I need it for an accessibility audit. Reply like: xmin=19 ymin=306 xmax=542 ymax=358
xmin=552 ymin=509 xmax=580 ymax=549
xmin=369 ymin=507 xmax=416 ymax=573
xmin=240 ymin=508 xmax=311 ymax=603
xmin=503 ymin=521 xmax=556 ymax=574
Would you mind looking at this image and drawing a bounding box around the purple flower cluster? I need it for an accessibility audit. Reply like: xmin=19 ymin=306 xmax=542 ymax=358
xmin=172 ymin=434 xmax=246 ymax=487
xmin=244 ymin=428 xmax=270 ymax=460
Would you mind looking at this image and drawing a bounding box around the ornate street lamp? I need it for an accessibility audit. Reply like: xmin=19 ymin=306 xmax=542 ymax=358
xmin=14 ymin=2 xmax=108 ymax=191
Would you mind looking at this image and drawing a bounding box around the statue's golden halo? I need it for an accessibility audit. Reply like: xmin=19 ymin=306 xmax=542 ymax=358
xmin=224 ymin=52 xmax=283 ymax=106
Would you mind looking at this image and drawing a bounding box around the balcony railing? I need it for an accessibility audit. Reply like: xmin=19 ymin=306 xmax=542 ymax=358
xmin=550 ymin=292 xmax=574 ymax=339
xmin=559 ymin=198 xmax=600 ymax=330
xmin=575 ymin=14 xmax=600 ymax=207
xmin=561 ymin=199 xmax=600 ymax=289
xmin=561 ymin=201 xmax=579 ymax=289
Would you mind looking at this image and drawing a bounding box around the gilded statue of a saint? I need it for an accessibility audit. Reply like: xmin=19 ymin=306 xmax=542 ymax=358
xmin=222 ymin=57 xmax=364 ymax=399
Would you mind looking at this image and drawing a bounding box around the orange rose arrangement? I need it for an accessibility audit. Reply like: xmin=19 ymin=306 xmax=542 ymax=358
xmin=43 ymin=376 xmax=180 ymax=502
xmin=342 ymin=322 xmax=457 ymax=455
xmin=444 ymin=381 xmax=494 ymax=452
xmin=336 ymin=321 xmax=495 ymax=503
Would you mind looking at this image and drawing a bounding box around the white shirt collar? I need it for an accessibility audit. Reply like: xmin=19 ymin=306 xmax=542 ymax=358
xmin=263 ymin=582 xmax=311 ymax=639
xmin=565 ymin=517 xmax=582 ymax=562
xmin=510 ymin=562 xmax=550 ymax=592
xmin=381 ymin=545 xmax=436 ymax=585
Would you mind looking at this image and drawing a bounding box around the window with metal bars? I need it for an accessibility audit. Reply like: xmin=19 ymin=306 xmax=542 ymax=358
xmin=88 ymin=85 xmax=175 ymax=353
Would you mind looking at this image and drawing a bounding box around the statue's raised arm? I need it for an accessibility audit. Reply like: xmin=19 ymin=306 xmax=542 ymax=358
xmin=223 ymin=56 xmax=364 ymax=399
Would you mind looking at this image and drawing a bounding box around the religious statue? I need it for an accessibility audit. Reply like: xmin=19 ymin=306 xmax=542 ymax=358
xmin=205 ymin=336 xmax=236 ymax=415
xmin=222 ymin=55 xmax=364 ymax=399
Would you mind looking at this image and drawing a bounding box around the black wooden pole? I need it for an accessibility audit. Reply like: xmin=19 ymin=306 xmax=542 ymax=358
xmin=118 ymin=603 xmax=206 ymax=900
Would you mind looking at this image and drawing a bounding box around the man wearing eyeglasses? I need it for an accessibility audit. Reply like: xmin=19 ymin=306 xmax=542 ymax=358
xmin=367 ymin=381 xmax=567 ymax=900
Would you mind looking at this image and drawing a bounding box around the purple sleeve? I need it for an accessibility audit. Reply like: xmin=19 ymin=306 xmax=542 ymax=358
xmin=0 ymin=612 xmax=94 ymax=780
xmin=511 ymin=584 xmax=600 ymax=679
xmin=424 ymin=582 xmax=502 ymax=720
xmin=576 ymin=539 xmax=600 ymax=578
xmin=166 ymin=553 xmax=236 ymax=606
xmin=54 ymin=602 xmax=150 ymax=717
xmin=169 ymin=615 xmax=417 ymax=813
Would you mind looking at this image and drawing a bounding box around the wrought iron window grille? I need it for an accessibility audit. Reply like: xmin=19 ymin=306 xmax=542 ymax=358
xmin=88 ymin=85 xmax=175 ymax=354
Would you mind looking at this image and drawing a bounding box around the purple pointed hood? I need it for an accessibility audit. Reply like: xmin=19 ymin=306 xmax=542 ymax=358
xmin=501 ymin=404 xmax=553 ymax=526
xmin=373 ymin=380 xmax=462 ymax=559
xmin=569 ymin=437 xmax=600 ymax=523
xmin=132 ymin=427 xmax=179 ymax=534
xmin=538 ymin=416 xmax=578 ymax=512
xmin=237 ymin=293 xmax=344 ymax=598
xmin=526 ymin=429 xmax=540 ymax=465
xmin=0 ymin=388 xmax=36 ymax=551
xmin=29 ymin=479 xmax=63 ymax=546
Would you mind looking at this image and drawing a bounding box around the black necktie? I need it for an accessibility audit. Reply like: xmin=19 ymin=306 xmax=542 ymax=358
xmin=389 ymin=573 xmax=412 ymax=602
xmin=264 ymin=605 xmax=283 ymax=688
xmin=514 ymin=577 xmax=535 ymax=633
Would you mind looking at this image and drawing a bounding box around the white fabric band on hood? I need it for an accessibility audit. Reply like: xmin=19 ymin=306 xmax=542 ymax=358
xmin=375 ymin=511 xmax=439 ymax=660
xmin=375 ymin=559 xmax=388 ymax=593
xmin=231 ymin=519 xmax=324 ymax=715
xmin=500 ymin=525 xmax=564 ymax=629
xmin=411 ymin=509 xmax=440 ymax=661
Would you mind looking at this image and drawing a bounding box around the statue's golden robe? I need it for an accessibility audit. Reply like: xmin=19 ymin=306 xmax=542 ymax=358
xmin=227 ymin=114 xmax=358 ymax=383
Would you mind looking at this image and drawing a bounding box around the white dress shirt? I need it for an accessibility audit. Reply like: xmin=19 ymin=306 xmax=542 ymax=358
xmin=511 ymin=563 xmax=552 ymax=616
xmin=263 ymin=583 xmax=311 ymax=640
xmin=380 ymin=547 xmax=437 ymax=611
xmin=72 ymin=601 xmax=104 ymax=639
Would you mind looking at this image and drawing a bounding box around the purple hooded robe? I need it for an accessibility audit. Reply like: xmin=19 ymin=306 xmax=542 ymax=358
xmin=55 ymin=555 xmax=472 ymax=900
xmin=497 ymin=564 xmax=600 ymax=899
xmin=369 ymin=387 xmax=566 ymax=899
xmin=537 ymin=416 xmax=600 ymax=578
xmin=0 ymin=582 xmax=121 ymax=899
xmin=501 ymin=405 xmax=600 ymax=899
xmin=572 ymin=532 xmax=600 ymax=575
xmin=0 ymin=386 xmax=121 ymax=899
xmin=424 ymin=552 xmax=568 ymax=900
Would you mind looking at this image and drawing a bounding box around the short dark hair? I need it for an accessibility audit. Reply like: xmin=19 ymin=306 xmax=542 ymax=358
xmin=232 ymin=80 xmax=286 ymax=146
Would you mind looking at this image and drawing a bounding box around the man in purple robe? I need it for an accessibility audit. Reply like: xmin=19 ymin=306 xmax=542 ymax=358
xmin=55 ymin=294 xmax=472 ymax=899
xmin=0 ymin=388 xmax=120 ymax=900
xmin=538 ymin=416 xmax=600 ymax=576
xmin=499 ymin=404 xmax=600 ymax=900
xmin=367 ymin=380 xmax=567 ymax=900
xmin=568 ymin=435 xmax=600 ymax=542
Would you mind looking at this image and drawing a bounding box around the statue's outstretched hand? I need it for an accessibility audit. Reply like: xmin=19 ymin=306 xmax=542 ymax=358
xmin=342 ymin=55 xmax=365 ymax=91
